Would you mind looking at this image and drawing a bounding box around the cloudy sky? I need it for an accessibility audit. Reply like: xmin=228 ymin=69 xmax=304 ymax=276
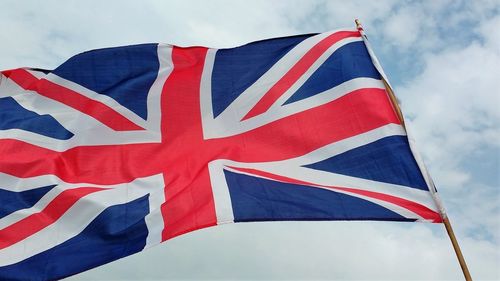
xmin=1 ymin=0 xmax=499 ymax=280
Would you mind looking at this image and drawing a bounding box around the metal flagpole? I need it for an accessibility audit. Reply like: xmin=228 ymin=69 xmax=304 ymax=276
xmin=354 ymin=19 xmax=472 ymax=281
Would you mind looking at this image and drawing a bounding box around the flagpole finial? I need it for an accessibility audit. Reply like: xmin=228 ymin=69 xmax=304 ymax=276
xmin=355 ymin=19 xmax=363 ymax=30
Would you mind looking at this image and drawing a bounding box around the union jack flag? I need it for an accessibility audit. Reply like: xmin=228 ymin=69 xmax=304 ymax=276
xmin=0 ymin=28 xmax=443 ymax=280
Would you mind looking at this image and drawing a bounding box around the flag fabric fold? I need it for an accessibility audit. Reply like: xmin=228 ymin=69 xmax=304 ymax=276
xmin=0 ymin=28 xmax=442 ymax=280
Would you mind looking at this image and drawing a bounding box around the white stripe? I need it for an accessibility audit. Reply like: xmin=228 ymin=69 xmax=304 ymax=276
xmin=200 ymin=48 xmax=216 ymax=139
xmin=0 ymin=129 xmax=70 ymax=150
xmin=25 ymin=69 xmax=47 ymax=79
xmin=208 ymin=160 xmax=235 ymax=224
xmin=0 ymin=174 xmax=164 ymax=266
xmin=0 ymin=72 xmax=5 ymax=89
xmin=0 ymin=173 xmax=64 ymax=192
xmin=144 ymin=174 xmax=166 ymax=248
xmin=146 ymin=44 xmax=174 ymax=133
xmin=45 ymin=73 xmax=150 ymax=130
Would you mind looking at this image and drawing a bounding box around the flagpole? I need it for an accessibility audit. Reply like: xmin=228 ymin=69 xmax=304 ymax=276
xmin=354 ymin=19 xmax=472 ymax=281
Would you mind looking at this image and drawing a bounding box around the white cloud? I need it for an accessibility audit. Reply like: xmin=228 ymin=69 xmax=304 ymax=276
xmin=70 ymin=222 xmax=499 ymax=280
xmin=395 ymin=12 xmax=500 ymax=279
xmin=383 ymin=6 xmax=423 ymax=48
xmin=400 ymin=14 xmax=500 ymax=173
xmin=1 ymin=0 xmax=499 ymax=280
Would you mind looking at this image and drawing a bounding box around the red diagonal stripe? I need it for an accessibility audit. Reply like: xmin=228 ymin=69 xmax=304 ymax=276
xmin=242 ymin=31 xmax=361 ymax=120
xmin=227 ymin=166 xmax=442 ymax=223
xmin=226 ymin=88 xmax=401 ymax=162
xmin=0 ymin=187 xmax=105 ymax=250
xmin=6 ymin=69 xmax=144 ymax=131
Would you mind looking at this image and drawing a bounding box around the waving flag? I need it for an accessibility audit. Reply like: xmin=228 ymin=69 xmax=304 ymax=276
xmin=0 ymin=28 xmax=443 ymax=280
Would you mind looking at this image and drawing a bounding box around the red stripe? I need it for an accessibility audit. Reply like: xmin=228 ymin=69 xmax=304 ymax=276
xmin=160 ymin=46 xmax=217 ymax=241
xmin=242 ymin=31 xmax=361 ymax=120
xmin=0 ymin=88 xmax=399 ymax=184
xmin=6 ymin=69 xmax=144 ymax=131
xmin=1 ymin=69 xmax=13 ymax=76
xmin=0 ymin=140 xmax=164 ymax=185
xmin=161 ymin=167 xmax=217 ymax=240
xmin=2 ymin=69 xmax=36 ymax=90
xmin=0 ymin=187 xmax=105 ymax=250
xmin=228 ymin=166 xmax=442 ymax=223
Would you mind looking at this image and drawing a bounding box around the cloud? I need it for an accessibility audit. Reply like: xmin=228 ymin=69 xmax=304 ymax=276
xmin=1 ymin=0 xmax=499 ymax=280
xmin=398 ymin=13 xmax=500 ymax=190
xmin=70 ymin=222 xmax=499 ymax=280
xmin=395 ymin=9 xmax=500 ymax=280
xmin=383 ymin=5 xmax=424 ymax=48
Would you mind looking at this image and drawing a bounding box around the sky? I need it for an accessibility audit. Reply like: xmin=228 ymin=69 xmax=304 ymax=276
xmin=1 ymin=0 xmax=499 ymax=280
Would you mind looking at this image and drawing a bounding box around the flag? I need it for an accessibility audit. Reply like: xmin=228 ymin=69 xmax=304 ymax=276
xmin=0 ymin=28 xmax=443 ymax=280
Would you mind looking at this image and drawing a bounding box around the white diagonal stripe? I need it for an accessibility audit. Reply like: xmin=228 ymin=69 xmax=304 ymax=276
xmin=0 ymin=45 xmax=174 ymax=151
xmin=203 ymin=77 xmax=384 ymax=139
xmin=45 ymin=73 xmax=150 ymax=130
xmin=281 ymin=123 xmax=406 ymax=166
xmin=0 ymin=174 xmax=164 ymax=267
xmin=0 ymin=173 xmax=64 ymax=192
xmin=0 ymin=183 xmax=83 ymax=229
xmin=201 ymin=29 xmax=364 ymax=139
xmin=0 ymin=78 xmax=162 ymax=150
xmin=219 ymin=31 xmax=360 ymax=121
xmin=224 ymin=165 xmax=427 ymax=221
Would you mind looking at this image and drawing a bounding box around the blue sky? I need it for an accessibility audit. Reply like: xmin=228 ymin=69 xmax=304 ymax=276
xmin=1 ymin=0 xmax=499 ymax=280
